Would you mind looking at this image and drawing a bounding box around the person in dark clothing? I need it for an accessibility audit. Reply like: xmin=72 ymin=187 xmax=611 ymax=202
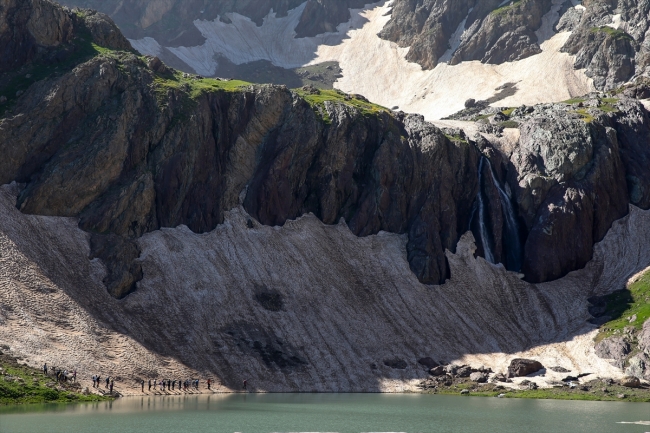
xmin=162 ymin=380 xmax=166 ymax=391
xmin=97 ymin=376 xmax=101 ymax=388
xmin=141 ymin=380 xmax=144 ymax=392
xmin=43 ymin=363 xmax=47 ymax=375
xmin=167 ymin=379 xmax=171 ymax=390
xmin=109 ymin=380 xmax=114 ymax=393
xmin=148 ymin=379 xmax=151 ymax=391
xmin=171 ymin=380 xmax=175 ymax=391
xmin=207 ymin=379 xmax=211 ymax=390
xmin=243 ymin=380 xmax=247 ymax=390
xmin=105 ymin=376 xmax=110 ymax=389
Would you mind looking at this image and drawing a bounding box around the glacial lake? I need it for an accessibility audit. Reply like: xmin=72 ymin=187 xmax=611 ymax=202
xmin=1 ymin=393 xmax=649 ymax=433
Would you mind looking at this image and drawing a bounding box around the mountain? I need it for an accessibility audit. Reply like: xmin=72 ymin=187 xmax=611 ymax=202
xmin=52 ymin=0 xmax=648 ymax=120
xmin=0 ymin=0 xmax=649 ymax=391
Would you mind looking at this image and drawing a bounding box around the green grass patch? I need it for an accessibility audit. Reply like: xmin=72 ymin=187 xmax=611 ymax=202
xmin=444 ymin=134 xmax=468 ymax=144
xmin=590 ymin=26 xmax=634 ymax=41
xmin=572 ymin=109 xmax=595 ymax=123
xmin=293 ymin=88 xmax=388 ymax=124
xmin=491 ymin=0 xmax=524 ymax=16
xmin=501 ymin=107 xmax=515 ymax=117
xmin=0 ymin=355 xmax=111 ymax=405
xmin=0 ymin=28 xmax=126 ymax=116
xmin=596 ymin=270 xmax=650 ymax=342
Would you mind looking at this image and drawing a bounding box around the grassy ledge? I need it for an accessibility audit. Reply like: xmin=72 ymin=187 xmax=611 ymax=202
xmin=0 ymin=350 xmax=112 ymax=405
xmin=293 ymin=88 xmax=388 ymax=124
xmin=590 ymin=26 xmax=634 ymax=41
xmin=596 ymin=270 xmax=650 ymax=343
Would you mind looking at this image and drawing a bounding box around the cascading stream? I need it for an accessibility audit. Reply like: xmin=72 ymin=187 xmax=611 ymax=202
xmin=477 ymin=157 xmax=495 ymax=264
xmin=488 ymin=162 xmax=523 ymax=272
xmin=474 ymin=156 xmax=522 ymax=271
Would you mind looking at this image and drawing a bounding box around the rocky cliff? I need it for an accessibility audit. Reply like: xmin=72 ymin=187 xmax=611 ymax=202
xmin=2 ymin=0 xmax=650 ymax=390
xmin=2 ymin=0 xmax=650 ymax=295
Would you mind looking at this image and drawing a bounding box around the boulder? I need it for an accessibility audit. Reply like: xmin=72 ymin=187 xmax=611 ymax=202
xmin=469 ymin=372 xmax=488 ymax=383
xmin=460 ymin=389 xmax=469 ymax=395
xmin=464 ymin=99 xmax=476 ymax=108
xmin=549 ymin=366 xmax=570 ymax=373
xmin=417 ymin=357 xmax=439 ymax=369
xmin=595 ymin=337 xmax=630 ymax=369
xmin=507 ymin=359 xmax=544 ymax=377
xmin=620 ymin=376 xmax=641 ymax=388
xmin=625 ymin=355 xmax=647 ymax=380
xmin=456 ymin=365 xmax=473 ymax=378
xmin=429 ymin=366 xmax=446 ymax=376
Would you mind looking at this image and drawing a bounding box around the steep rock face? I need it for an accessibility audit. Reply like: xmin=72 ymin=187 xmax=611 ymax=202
xmin=449 ymin=0 xmax=552 ymax=65
xmin=0 ymin=0 xmax=129 ymax=74
xmin=562 ymin=0 xmax=650 ymax=90
xmin=4 ymin=0 xmax=650 ymax=296
xmin=379 ymin=0 xmax=554 ymax=70
xmin=511 ymin=116 xmax=629 ymax=282
xmin=0 ymin=18 xmax=481 ymax=291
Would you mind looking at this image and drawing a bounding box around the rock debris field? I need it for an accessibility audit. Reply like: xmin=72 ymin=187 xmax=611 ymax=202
xmin=1 ymin=182 xmax=649 ymax=394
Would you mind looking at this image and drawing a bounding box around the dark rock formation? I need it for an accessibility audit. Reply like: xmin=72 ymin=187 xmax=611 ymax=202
xmin=379 ymin=0 xmax=553 ymax=70
xmin=561 ymin=0 xmax=650 ymax=90
xmin=417 ymin=357 xmax=439 ymax=369
xmin=383 ymin=358 xmax=408 ymax=369
xmin=507 ymin=358 xmax=543 ymax=377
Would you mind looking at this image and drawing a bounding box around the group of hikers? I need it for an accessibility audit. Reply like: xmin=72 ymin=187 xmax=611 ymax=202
xmin=92 ymin=374 xmax=115 ymax=393
xmin=42 ymin=362 xmax=249 ymax=394
xmin=42 ymin=363 xmax=76 ymax=383
xmin=140 ymin=378 xmax=213 ymax=393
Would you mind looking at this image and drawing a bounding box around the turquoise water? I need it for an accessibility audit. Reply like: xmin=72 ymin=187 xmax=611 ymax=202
xmin=1 ymin=393 xmax=649 ymax=433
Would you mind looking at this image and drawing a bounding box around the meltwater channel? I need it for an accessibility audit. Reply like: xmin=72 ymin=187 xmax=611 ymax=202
xmin=1 ymin=393 xmax=649 ymax=433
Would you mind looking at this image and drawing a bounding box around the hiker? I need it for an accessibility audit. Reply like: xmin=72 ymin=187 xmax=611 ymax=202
xmin=207 ymin=379 xmax=211 ymax=390
xmin=105 ymin=376 xmax=110 ymax=389
xmin=97 ymin=375 xmax=101 ymax=388
xmin=141 ymin=380 xmax=144 ymax=392
xmin=73 ymin=370 xmax=77 ymax=382
xmin=167 ymin=379 xmax=171 ymax=390
xmin=162 ymin=380 xmax=166 ymax=391
xmin=43 ymin=363 xmax=47 ymax=375
xmin=153 ymin=379 xmax=157 ymax=390
xmin=110 ymin=380 xmax=114 ymax=393
xmin=171 ymin=380 xmax=175 ymax=391
xmin=243 ymin=379 xmax=247 ymax=390
xmin=148 ymin=379 xmax=151 ymax=391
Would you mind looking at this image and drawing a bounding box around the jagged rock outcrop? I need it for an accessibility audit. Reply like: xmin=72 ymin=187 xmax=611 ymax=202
xmin=379 ymin=0 xmax=554 ymax=70
xmin=561 ymin=0 xmax=650 ymax=90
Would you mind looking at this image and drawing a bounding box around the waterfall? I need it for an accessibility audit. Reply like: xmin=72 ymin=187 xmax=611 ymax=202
xmin=476 ymin=157 xmax=495 ymax=264
xmin=473 ymin=156 xmax=522 ymax=271
xmin=488 ymin=163 xmax=523 ymax=272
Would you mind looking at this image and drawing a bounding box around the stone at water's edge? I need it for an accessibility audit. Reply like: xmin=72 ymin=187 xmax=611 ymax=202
xmin=620 ymin=376 xmax=641 ymax=388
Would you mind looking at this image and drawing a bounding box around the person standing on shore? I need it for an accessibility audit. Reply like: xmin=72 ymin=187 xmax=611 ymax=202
xmin=105 ymin=376 xmax=110 ymax=389
xmin=43 ymin=363 xmax=47 ymax=376
xmin=148 ymin=379 xmax=151 ymax=391
xmin=207 ymin=379 xmax=211 ymax=390
xmin=73 ymin=370 xmax=77 ymax=382
xmin=243 ymin=379 xmax=247 ymax=391
xmin=110 ymin=380 xmax=114 ymax=394
xmin=141 ymin=380 xmax=144 ymax=393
